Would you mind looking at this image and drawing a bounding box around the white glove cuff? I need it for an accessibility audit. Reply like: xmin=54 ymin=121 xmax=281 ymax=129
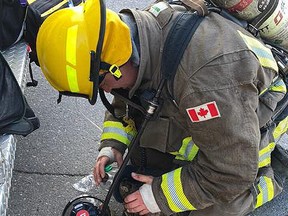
xmin=139 ymin=184 xmax=161 ymax=213
xmin=97 ymin=147 xmax=115 ymax=163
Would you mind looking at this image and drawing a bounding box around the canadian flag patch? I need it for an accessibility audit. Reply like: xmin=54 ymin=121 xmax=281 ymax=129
xmin=186 ymin=101 xmax=221 ymax=123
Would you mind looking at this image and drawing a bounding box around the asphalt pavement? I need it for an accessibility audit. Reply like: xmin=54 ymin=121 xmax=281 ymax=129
xmin=6 ymin=0 xmax=288 ymax=215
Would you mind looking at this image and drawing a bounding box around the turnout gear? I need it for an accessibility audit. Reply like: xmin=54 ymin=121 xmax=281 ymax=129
xmin=36 ymin=0 xmax=132 ymax=103
xmin=36 ymin=0 xmax=288 ymax=215
xmin=99 ymin=2 xmax=287 ymax=215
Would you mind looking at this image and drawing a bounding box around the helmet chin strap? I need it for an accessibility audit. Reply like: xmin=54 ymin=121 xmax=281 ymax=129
xmin=88 ymin=0 xmax=123 ymax=105
xmin=89 ymin=51 xmax=101 ymax=105
xmin=89 ymin=0 xmax=106 ymax=105
xmin=98 ymin=88 xmax=146 ymax=126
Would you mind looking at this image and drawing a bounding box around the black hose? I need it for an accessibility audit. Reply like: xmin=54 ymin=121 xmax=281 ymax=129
xmin=100 ymin=79 xmax=166 ymax=216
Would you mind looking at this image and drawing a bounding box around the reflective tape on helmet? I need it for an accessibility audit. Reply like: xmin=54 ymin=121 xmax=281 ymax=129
xmin=238 ymin=31 xmax=278 ymax=72
xmin=66 ymin=25 xmax=80 ymax=92
xmin=255 ymin=176 xmax=274 ymax=208
xmin=258 ymin=142 xmax=275 ymax=168
xmin=161 ymin=167 xmax=196 ymax=212
xmin=170 ymin=137 xmax=199 ymax=161
xmin=101 ymin=120 xmax=136 ymax=146
xmin=273 ymin=116 xmax=288 ymax=140
xmin=66 ymin=65 xmax=80 ymax=92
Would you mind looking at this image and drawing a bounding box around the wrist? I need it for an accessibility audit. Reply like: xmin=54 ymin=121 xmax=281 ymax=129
xmin=97 ymin=147 xmax=115 ymax=163
xmin=139 ymin=184 xmax=161 ymax=213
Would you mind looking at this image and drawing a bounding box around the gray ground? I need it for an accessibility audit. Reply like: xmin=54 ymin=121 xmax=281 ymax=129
xmin=6 ymin=1 xmax=288 ymax=215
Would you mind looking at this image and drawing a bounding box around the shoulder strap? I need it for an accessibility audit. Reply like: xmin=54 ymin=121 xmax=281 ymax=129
xmin=161 ymin=11 xmax=203 ymax=83
xmin=179 ymin=0 xmax=208 ymax=16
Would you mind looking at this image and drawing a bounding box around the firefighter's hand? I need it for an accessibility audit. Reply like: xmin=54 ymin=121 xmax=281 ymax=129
xmin=93 ymin=148 xmax=123 ymax=185
xmin=124 ymin=173 xmax=153 ymax=215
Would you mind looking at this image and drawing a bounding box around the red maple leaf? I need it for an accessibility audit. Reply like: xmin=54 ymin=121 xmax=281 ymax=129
xmin=198 ymin=108 xmax=208 ymax=118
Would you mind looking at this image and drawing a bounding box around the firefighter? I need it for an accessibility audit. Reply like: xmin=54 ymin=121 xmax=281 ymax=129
xmin=36 ymin=0 xmax=288 ymax=215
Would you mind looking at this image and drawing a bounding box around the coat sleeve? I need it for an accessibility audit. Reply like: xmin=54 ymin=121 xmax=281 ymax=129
xmin=99 ymin=96 xmax=137 ymax=155
xmin=151 ymin=51 xmax=278 ymax=214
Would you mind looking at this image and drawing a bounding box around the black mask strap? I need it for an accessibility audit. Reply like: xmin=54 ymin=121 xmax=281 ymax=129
xmin=99 ymin=88 xmax=128 ymax=126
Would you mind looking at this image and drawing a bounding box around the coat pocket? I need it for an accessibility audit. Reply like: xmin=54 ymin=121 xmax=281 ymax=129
xmin=140 ymin=116 xmax=188 ymax=153
xmin=140 ymin=117 xmax=170 ymax=153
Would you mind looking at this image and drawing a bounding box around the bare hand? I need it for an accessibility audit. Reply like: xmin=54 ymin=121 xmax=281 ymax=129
xmin=124 ymin=173 xmax=153 ymax=215
xmin=93 ymin=148 xmax=123 ymax=185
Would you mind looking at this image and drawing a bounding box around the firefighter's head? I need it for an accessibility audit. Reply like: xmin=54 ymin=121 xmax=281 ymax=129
xmin=36 ymin=0 xmax=132 ymax=104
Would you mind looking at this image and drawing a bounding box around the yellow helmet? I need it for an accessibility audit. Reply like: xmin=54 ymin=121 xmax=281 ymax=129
xmin=36 ymin=0 xmax=132 ymax=104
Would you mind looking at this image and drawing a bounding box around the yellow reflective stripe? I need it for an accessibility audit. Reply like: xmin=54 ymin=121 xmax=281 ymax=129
xmin=269 ymin=79 xmax=287 ymax=93
xmin=259 ymin=142 xmax=275 ymax=157
xmin=255 ymin=183 xmax=263 ymax=208
xmin=255 ymin=176 xmax=274 ymax=208
xmin=41 ymin=1 xmax=67 ymax=17
xmin=170 ymin=152 xmax=178 ymax=156
xmin=66 ymin=65 xmax=79 ymax=92
xmin=259 ymin=88 xmax=268 ymax=96
xmin=103 ymin=121 xmax=135 ymax=134
xmin=161 ymin=168 xmax=196 ymax=212
xmin=260 ymin=78 xmax=286 ymax=96
xmin=258 ymin=142 xmax=275 ymax=168
xmin=27 ymin=0 xmax=36 ymax=4
xmin=103 ymin=121 xmax=122 ymax=129
xmin=173 ymin=137 xmax=199 ymax=161
xmin=162 ymin=172 xmax=180 ymax=211
xmin=238 ymin=31 xmax=278 ymax=72
xmin=101 ymin=133 xmax=130 ymax=145
xmin=266 ymin=178 xmax=274 ymax=201
xmin=66 ymin=25 xmax=79 ymax=92
xmin=270 ymin=85 xmax=287 ymax=93
xmin=258 ymin=157 xmax=271 ymax=168
xmin=187 ymin=144 xmax=199 ymax=161
xmin=179 ymin=137 xmax=190 ymax=157
xmin=101 ymin=121 xmax=135 ymax=146
xmin=273 ymin=116 xmax=288 ymax=140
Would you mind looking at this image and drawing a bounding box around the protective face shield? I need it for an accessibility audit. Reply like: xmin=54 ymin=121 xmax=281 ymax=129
xmin=36 ymin=0 xmax=132 ymax=104
xmin=210 ymin=0 xmax=288 ymax=49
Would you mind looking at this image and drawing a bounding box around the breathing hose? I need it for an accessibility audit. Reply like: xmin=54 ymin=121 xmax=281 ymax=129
xmin=99 ymin=79 xmax=166 ymax=215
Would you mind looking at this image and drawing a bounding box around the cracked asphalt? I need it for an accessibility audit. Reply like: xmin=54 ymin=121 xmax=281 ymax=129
xmin=6 ymin=1 xmax=288 ymax=215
